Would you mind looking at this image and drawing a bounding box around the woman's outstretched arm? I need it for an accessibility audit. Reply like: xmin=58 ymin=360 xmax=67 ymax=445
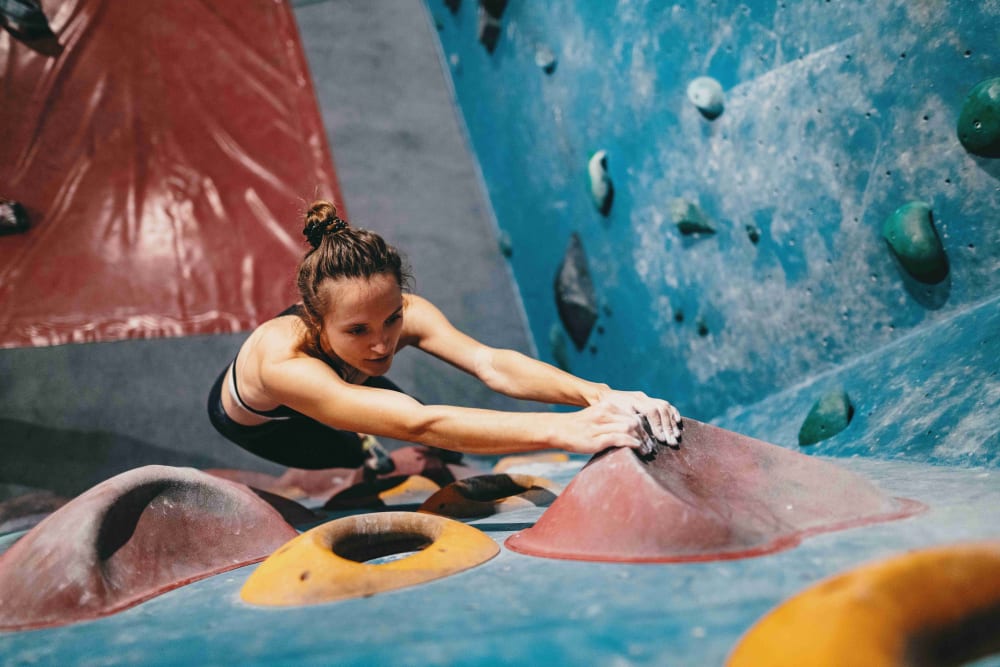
xmin=259 ymin=353 xmax=650 ymax=456
xmin=405 ymin=295 xmax=682 ymax=447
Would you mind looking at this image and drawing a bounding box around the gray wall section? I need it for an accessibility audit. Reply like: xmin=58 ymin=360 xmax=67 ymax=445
xmin=0 ymin=0 xmax=532 ymax=495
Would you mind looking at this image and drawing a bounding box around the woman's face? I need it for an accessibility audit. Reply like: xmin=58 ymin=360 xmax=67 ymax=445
xmin=320 ymin=273 xmax=404 ymax=378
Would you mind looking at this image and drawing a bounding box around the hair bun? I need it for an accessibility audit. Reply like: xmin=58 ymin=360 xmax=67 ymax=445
xmin=302 ymin=200 xmax=349 ymax=249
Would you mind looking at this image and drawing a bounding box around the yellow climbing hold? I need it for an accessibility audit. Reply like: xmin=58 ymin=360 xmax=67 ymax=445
xmin=727 ymin=541 xmax=1000 ymax=667
xmin=241 ymin=512 xmax=498 ymax=606
xmin=493 ymin=452 xmax=569 ymax=473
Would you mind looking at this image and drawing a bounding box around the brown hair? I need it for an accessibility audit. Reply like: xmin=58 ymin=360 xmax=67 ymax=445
xmin=296 ymin=200 xmax=411 ymax=353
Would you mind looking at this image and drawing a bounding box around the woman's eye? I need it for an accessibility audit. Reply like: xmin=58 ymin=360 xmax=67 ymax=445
xmin=348 ymin=327 xmax=366 ymax=336
xmin=387 ymin=313 xmax=402 ymax=325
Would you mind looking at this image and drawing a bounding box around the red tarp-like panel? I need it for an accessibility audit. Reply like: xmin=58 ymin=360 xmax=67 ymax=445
xmin=0 ymin=0 xmax=342 ymax=348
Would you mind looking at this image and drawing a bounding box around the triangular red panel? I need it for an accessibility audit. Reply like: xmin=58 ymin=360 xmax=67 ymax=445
xmin=0 ymin=0 xmax=342 ymax=347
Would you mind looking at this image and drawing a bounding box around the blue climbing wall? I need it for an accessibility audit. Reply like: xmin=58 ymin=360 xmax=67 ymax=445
xmin=426 ymin=0 xmax=1000 ymax=454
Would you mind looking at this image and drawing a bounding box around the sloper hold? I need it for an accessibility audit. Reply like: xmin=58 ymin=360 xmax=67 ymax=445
xmin=798 ymin=388 xmax=854 ymax=446
xmin=957 ymin=77 xmax=1000 ymax=158
xmin=506 ymin=420 xmax=922 ymax=563
xmin=728 ymin=542 xmax=1000 ymax=667
xmin=554 ymin=232 xmax=599 ymax=350
xmin=0 ymin=465 xmax=298 ymax=631
xmin=882 ymin=201 xmax=949 ymax=284
xmin=241 ymin=512 xmax=499 ymax=606
xmin=687 ymin=76 xmax=725 ymax=120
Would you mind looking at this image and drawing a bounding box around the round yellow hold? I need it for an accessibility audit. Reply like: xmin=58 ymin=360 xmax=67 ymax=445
xmin=241 ymin=511 xmax=499 ymax=606
xmin=727 ymin=542 xmax=1000 ymax=667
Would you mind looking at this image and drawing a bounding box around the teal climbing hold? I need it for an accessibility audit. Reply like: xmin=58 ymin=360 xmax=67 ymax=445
xmin=956 ymin=77 xmax=1000 ymax=158
xmin=548 ymin=324 xmax=571 ymax=371
xmin=798 ymin=389 xmax=854 ymax=446
xmin=498 ymin=230 xmax=512 ymax=257
xmin=588 ymin=150 xmax=614 ymax=216
xmin=882 ymin=201 xmax=948 ymax=284
xmin=671 ymin=199 xmax=715 ymax=235
xmin=686 ymin=77 xmax=725 ymax=120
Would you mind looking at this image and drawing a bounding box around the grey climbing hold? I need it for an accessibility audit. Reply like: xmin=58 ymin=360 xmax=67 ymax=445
xmin=0 ymin=199 xmax=29 ymax=235
xmin=882 ymin=201 xmax=949 ymax=284
xmin=588 ymin=150 xmax=614 ymax=216
xmin=798 ymin=388 xmax=854 ymax=446
xmin=478 ymin=0 xmax=507 ymax=53
xmin=956 ymin=77 xmax=1000 ymax=158
xmin=554 ymin=233 xmax=598 ymax=350
xmin=535 ymin=46 xmax=557 ymax=74
xmin=671 ymin=199 xmax=715 ymax=235
xmin=686 ymin=76 xmax=725 ymax=120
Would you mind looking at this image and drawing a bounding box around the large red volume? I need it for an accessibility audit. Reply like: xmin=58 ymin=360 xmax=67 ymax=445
xmin=506 ymin=420 xmax=924 ymax=563
xmin=0 ymin=0 xmax=342 ymax=348
xmin=0 ymin=465 xmax=299 ymax=631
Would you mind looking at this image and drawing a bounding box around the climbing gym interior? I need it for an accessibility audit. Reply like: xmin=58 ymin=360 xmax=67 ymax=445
xmin=1 ymin=0 xmax=999 ymax=664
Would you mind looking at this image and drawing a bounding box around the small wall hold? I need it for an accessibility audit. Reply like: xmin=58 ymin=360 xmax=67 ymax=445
xmin=535 ymin=45 xmax=557 ymax=74
xmin=746 ymin=223 xmax=761 ymax=244
xmin=588 ymin=150 xmax=614 ymax=216
xmin=798 ymin=388 xmax=854 ymax=446
xmin=956 ymin=77 xmax=1000 ymax=158
xmin=444 ymin=0 xmax=461 ymax=14
xmin=0 ymin=199 xmax=29 ymax=235
xmin=882 ymin=201 xmax=949 ymax=284
xmin=0 ymin=0 xmax=54 ymax=38
xmin=686 ymin=76 xmax=725 ymax=120
xmin=498 ymin=230 xmax=513 ymax=257
xmin=477 ymin=0 xmax=508 ymax=53
xmin=554 ymin=233 xmax=598 ymax=350
xmin=696 ymin=317 xmax=709 ymax=337
xmin=549 ymin=323 xmax=571 ymax=371
xmin=671 ymin=199 xmax=715 ymax=235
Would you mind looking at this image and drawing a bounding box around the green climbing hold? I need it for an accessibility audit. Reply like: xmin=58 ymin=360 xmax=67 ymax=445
xmin=798 ymin=388 xmax=854 ymax=446
xmin=881 ymin=201 xmax=948 ymax=284
xmin=671 ymin=199 xmax=715 ymax=235
xmin=498 ymin=230 xmax=513 ymax=258
xmin=956 ymin=77 xmax=1000 ymax=158
xmin=548 ymin=324 xmax=571 ymax=372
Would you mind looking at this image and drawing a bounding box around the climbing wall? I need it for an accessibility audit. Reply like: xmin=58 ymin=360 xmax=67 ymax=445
xmin=0 ymin=0 xmax=341 ymax=348
xmin=426 ymin=0 xmax=1000 ymax=428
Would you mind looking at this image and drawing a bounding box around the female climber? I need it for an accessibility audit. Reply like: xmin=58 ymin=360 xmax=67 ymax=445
xmin=207 ymin=200 xmax=682 ymax=474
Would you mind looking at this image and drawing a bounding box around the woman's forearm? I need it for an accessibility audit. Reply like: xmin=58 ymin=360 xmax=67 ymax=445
xmin=476 ymin=347 xmax=609 ymax=407
xmin=406 ymin=404 xmax=562 ymax=454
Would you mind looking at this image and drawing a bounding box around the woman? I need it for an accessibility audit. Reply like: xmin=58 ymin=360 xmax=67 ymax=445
xmin=208 ymin=200 xmax=681 ymax=474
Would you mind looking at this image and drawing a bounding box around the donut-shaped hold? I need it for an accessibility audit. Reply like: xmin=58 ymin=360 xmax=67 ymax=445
xmin=727 ymin=542 xmax=1000 ymax=666
xmin=418 ymin=474 xmax=561 ymax=518
xmin=240 ymin=511 xmax=499 ymax=606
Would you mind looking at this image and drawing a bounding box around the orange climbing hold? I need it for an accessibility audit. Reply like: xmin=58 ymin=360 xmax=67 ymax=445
xmin=728 ymin=541 xmax=1000 ymax=667
xmin=241 ymin=512 xmax=499 ymax=606
xmin=419 ymin=474 xmax=561 ymax=518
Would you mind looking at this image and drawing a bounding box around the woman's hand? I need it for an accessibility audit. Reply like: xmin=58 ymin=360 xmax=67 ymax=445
xmin=552 ymin=391 xmax=682 ymax=456
xmin=591 ymin=390 xmax=682 ymax=455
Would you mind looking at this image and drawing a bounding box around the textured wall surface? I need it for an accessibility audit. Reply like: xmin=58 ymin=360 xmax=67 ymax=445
xmin=426 ymin=0 xmax=1000 ymax=427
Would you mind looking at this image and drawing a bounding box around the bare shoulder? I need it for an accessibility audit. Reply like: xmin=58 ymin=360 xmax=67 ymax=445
xmin=248 ymin=311 xmax=314 ymax=364
xmin=400 ymin=293 xmax=448 ymax=346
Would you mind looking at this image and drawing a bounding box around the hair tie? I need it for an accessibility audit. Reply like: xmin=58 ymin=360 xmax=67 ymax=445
xmin=304 ymin=215 xmax=349 ymax=249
